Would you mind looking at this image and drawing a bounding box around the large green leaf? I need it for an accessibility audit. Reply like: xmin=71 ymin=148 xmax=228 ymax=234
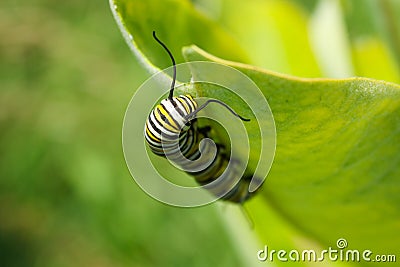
xmin=111 ymin=0 xmax=400 ymax=265
xmin=110 ymin=0 xmax=248 ymax=74
xmin=183 ymin=45 xmax=400 ymax=262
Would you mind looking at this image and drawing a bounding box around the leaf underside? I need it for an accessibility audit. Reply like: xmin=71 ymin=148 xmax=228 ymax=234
xmin=111 ymin=0 xmax=400 ymax=263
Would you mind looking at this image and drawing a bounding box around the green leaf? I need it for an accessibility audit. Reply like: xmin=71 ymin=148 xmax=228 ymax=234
xmin=110 ymin=0 xmax=249 ymax=74
xmin=193 ymin=0 xmax=322 ymax=77
xmin=183 ymin=45 xmax=400 ymax=258
xmin=341 ymin=0 xmax=400 ymax=83
xmin=352 ymin=38 xmax=400 ymax=83
xmin=111 ymin=0 xmax=400 ymax=265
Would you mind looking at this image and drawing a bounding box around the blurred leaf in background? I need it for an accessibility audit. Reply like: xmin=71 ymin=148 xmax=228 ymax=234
xmin=341 ymin=0 xmax=400 ymax=82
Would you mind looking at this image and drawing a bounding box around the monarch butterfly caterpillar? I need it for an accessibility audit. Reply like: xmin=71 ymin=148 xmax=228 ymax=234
xmin=145 ymin=31 xmax=257 ymax=204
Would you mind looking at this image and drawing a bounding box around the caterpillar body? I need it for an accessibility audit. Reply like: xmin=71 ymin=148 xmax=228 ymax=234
xmin=144 ymin=32 xmax=257 ymax=204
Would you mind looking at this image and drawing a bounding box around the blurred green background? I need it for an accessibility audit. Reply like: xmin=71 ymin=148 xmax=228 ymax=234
xmin=0 ymin=0 xmax=242 ymax=266
xmin=1 ymin=0 xmax=399 ymax=266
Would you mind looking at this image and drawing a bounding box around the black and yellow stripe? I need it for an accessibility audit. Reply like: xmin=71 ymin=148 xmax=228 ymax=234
xmin=144 ymin=95 xmax=255 ymax=204
xmin=145 ymin=32 xmax=257 ymax=204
